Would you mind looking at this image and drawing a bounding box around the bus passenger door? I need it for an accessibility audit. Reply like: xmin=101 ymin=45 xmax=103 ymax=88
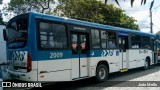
xmin=119 ymin=36 xmax=128 ymax=70
xmin=153 ymin=39 xmax=158 ymax=64
xmin=71 ymin=33 xmax=89 ymax=79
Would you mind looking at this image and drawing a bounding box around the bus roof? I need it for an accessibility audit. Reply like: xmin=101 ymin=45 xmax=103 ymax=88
xmin=16 ymin=12 xmax=156 ymax=37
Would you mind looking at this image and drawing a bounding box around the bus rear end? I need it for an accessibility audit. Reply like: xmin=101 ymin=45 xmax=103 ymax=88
xmin=3 ymin=13 xmax=37 ymax=81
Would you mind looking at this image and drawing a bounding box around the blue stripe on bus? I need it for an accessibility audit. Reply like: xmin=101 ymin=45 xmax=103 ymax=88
xmin=37 ymin=50 xmax=119 ymax=61
xmin=7 ymin=49 xmax=118 ymax=61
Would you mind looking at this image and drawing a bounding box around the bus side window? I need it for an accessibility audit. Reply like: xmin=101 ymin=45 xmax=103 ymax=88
xmin=91 ymin=29 xmax=100 ymax=48
xmin=72 ymin=34 xmax=78 ymax=54
xmin=39 ymin=22 xmax=67 ymax=49
xmin=131 ymin=34 xmax=141 ymax=48
xmin=141 ymin=36 xmax=150 ymax=49
xmin=80 ymin=35 xmax=87 ymax=54
xmin=108 ymin=32 xmax=116 ymax=48
xmin=101 ymin=30 xmax=117 ymax=49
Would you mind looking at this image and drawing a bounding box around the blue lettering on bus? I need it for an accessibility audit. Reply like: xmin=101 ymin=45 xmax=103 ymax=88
xmin=101 ymin=50 xmax=114 ymax=57
xmin=91 ymin=51 xmax=94 ymax=56
xmin=116 ymin=51 xmax=119 ymax=56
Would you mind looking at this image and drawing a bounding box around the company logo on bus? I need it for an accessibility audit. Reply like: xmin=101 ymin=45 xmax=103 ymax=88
xmin=11 ymin=51 xmax=26 ymax=61
xmin=12 ymin=51 xmax=25 ymax=61
xmin=139 ymin=50 xmax=148 ymax=54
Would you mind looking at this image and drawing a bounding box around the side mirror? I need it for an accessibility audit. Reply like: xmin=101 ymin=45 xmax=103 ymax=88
xmin=3 ymin=29 xmax=8 ymax=41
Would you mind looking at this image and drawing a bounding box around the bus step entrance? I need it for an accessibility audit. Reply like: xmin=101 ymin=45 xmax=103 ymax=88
xmin=120 ymin=68 xmax=128 ymax=72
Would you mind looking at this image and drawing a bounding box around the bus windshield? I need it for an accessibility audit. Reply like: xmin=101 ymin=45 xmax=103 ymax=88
xmin=6 ymin=16 xmax=28 ymax=49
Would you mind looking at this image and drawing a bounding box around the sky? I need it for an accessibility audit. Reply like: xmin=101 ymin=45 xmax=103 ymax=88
xmin=0 ymin=0 xmax=10 ymax=21
xmin=0 ymin=0 xmax=160 ymax=34
xmin=102 ymin=0 xmax=160 ymax=34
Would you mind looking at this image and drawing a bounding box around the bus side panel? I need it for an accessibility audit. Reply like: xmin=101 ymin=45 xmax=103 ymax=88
xmin=128 ymin=49 xmax=153 ymax=69
xmin=8 ymin=61 xmax=38 ymax=81
xmin=128 ymin=49 xmax=139 ymax=69
xmin=88 ymin=50 xmax=120 ymax=77
xmin=139 ymin=49 xmax=153 ymax=66
xmin=37 ymin=51 xmax=72 ymax=82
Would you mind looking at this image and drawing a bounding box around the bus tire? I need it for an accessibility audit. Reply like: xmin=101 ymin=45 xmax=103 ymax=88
xmin=144 ymin=60 xmax=149 ymax=70
xmin=96 ymin=64 xmax=108 ymax=82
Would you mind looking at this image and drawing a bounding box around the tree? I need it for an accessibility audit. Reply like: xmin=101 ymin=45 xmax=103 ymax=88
xmin=3 ymin=0 xmax=54 ymax=16
xmin=54 ymin=0 xmax=138 ymax=30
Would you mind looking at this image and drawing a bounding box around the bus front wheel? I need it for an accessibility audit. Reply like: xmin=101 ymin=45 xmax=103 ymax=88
xmin=144 ymin=60 xmax=149 ymax=70
xmin=96 ymin=64 xmax=108 ymax=82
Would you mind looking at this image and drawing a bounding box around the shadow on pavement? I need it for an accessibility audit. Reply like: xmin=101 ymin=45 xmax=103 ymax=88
xmin=29 ymin=64 xmax=160 ymax=90
xmin=4 ymin=64 xmax=160 ymax=90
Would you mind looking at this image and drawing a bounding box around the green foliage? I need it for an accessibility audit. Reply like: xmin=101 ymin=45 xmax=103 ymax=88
xmin=4 ymin=0 xmax=139 ymax=30
xmin=3 ymin=0 xmax=54 ymax=15
xmin=54 ymin=0 xmax=138 ymax=30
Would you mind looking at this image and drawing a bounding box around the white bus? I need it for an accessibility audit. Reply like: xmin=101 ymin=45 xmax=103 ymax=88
xmin=3 ymin=12 xmax=158 ymax=82
xmin=0 ymin=24 xmax=6 ymax=63
xmin=0 ymin=24 xmax=5 ymax=90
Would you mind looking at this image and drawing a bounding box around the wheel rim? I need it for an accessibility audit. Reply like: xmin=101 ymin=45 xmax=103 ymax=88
xmin=98 ymin=68 xmax=106 ymax=80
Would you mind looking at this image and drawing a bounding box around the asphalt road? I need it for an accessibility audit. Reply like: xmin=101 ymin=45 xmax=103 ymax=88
xmin=4 ymin=64 xmax=160 ymax=90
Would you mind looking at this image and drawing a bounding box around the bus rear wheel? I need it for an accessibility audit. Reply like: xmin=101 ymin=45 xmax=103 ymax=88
xmin=96 ymin=64 xmax=108 ymax=82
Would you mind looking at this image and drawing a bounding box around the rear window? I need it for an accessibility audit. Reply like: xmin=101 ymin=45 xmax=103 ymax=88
xmin=6 ymin=15 xmax=28 ymax=49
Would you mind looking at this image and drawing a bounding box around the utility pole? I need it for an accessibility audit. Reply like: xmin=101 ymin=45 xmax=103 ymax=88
xmin=150 ymin=0 xmax=154 ymax=33
xmin=150 ymin=8 xmax=153 ymax=33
